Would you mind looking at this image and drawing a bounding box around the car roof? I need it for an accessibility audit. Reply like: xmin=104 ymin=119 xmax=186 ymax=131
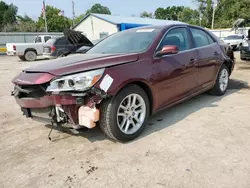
xmin=119 ymin=23 xmax=189 ymax=32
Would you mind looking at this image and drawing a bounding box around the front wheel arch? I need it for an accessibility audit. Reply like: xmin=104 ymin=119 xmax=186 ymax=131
xmin=112 ymin=81 xmax=154 ymax=115
xmin=24 ymin=48 xmax=37 ymax=55
xmin=223 ymin=59 xmax=233 ymax=76
xmin=99 ymin=84 xmax=150 ymax=142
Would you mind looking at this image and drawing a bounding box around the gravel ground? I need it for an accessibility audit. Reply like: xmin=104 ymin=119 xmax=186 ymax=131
xmin=0 ymin=53 xmax=250 ymax=188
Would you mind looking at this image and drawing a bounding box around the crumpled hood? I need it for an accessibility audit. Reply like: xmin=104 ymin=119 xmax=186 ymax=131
xmin=24 ymin=53 xmax=139 ymax=76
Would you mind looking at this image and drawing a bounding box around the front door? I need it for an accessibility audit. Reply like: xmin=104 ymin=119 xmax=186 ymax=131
xmin=152 ymin=27 xmax=198 ymax=110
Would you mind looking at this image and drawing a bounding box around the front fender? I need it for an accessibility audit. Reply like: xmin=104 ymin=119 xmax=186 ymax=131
xmin=95 ymin=59 xmax=154 ymax=98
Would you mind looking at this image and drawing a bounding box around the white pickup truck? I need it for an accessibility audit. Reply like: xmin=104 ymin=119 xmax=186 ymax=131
xmin=6 ymin=35 xmax=57 ymax=61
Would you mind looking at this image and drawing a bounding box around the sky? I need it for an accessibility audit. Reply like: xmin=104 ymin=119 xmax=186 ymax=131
xmin=4 ymin=0 xmax=195 ymax=20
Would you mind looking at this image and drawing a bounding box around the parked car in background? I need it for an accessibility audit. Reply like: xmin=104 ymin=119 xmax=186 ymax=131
xmin=59 ymin=38 xmax=103 ymax=57
xmin=223 ymin=34 xmax=245 ymax=50
xmin=240 ymin=39 xmax=250 ymax=60
xmin=11 ymin=24 xmax=234 ymax=142
xmin=43 ymin=29 xmax=93 ymax=59
xmin=6 ymin=35 xmax=56 ymax=61
xmin=220 ymin=39 xmax=235 ymax=62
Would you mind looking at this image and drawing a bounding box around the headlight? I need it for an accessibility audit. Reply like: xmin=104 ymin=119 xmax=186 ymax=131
xmin=242 ymin=41 xmax=249 ymax=47
xmin=46 ymin=69 xmax=105 ymax=92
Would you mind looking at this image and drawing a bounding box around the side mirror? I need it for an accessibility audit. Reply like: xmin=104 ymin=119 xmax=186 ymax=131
xmin=156 ymin=45 xmax=179 ymax=57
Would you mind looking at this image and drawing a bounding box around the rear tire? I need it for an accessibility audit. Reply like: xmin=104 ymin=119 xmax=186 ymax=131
xmin=18 ymin=55 xmax=26 ymax=61
xmin=210 ymin=64 xmax=229 ymax=96
xmin=99 ymin=85 xmax=150 ymax=142
xmin=24 ymin=50 xmax=37 ymax=61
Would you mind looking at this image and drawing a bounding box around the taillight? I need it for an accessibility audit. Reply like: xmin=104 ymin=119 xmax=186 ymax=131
xmin=13 ymin=45 xmax=16 ymax=51
xmin=51 ymin=46 xmax=56 ymax=52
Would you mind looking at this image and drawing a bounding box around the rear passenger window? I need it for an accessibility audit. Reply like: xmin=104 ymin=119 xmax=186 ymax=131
xmin=56 ymin=37 xmax=69 ymax=45
xmin=190 ymin=28 xmax=214 ymax=47
xmin=158 ymin=27 xmax=191 ymax=51
xmin=35 ymin=37 xmax=42 ymax=43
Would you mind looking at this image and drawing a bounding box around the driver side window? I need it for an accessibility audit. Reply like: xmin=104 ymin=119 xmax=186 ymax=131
xmin=158 ymin=27 xmax=191 ymax=52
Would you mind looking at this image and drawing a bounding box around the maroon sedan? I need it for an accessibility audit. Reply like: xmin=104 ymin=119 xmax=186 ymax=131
xmin=12 ymin=24 xmax=234 ymax=142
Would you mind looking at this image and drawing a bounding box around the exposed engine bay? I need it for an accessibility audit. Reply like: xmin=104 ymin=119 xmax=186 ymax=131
xmin=11 ymin=82 xmax=108 ymax=130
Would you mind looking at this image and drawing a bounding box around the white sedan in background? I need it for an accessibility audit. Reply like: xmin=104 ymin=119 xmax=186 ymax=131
xmin=223 ymin=34 xmax=245 ymax=50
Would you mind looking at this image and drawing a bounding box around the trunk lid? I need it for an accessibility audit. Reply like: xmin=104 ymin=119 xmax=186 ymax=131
xmin=64 ymin=29 xmax=93 ymax=49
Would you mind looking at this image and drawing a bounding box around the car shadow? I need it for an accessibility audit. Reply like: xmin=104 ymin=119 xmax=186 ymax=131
xmin=44 ymin=124 xmax=108 ymax=143
xmin=237 ymin=66 xmax=250 ymax=70
xmin=136 ymin=78 xmax=249 ymax=142
xmin=44 ymin=78 xmax=249 ymax=143
xmin=17 ymin=57 xmax=49 ymax=63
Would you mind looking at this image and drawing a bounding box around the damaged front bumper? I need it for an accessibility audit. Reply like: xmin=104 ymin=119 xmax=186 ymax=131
xmin=12 ymin=84 xmax=108 ymax=129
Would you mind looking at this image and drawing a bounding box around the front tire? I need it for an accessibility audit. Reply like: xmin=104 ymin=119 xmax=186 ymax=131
xmin=99 ymin=85 xmax=150 ymax=142
xmin=210 ymin=64 xmax=229 ymax=96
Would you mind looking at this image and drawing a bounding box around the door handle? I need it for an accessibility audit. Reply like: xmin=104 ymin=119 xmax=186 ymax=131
xmin=184 ymin=59 xmax=197 ymax=69
xmin=190 ymin=58 xmax=195 ymax=64
xmin=214 ymin=51 xmax=219 ymax=56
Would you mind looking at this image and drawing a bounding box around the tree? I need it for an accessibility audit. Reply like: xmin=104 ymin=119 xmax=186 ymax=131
xmin=214 ymin=0 xmax=250 ymax=28
xmin=15 ymin=14 xmax=42 ymax=32
xmin=75 ymin=13 xmax=85 ymax=25
xmin=167 ymin=6 xmax=184 ymax=20
xmin=140 ymin=11 xmax=154 ymax=18
xmin=37 ymin=5 xmax=71 ymax=32
xmin=16 ymin=14 xmax=34 ymax=23
xmin=86 ymin=3 xmax=111 ymax=15
xmin=0 ymin=2 xmax=18 ymax=31
xmin=155 ymin=8 xmax=167 ymax=20
xmin=195 ymin=0 xmax=214 ymax=28
xmin=195 ymin=0 xmax=250 ymax=28
xmin=74 ymin=4 xmax=111 ymax=25
xmin=154 ymin=6 xmax=184 ymax=20
xmin=179 ymin=7 xmax=200 ymax=25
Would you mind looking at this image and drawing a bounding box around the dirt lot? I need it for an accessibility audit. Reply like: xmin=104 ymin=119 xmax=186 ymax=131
xmin=0 ymin=53 xmax=250 ymax=188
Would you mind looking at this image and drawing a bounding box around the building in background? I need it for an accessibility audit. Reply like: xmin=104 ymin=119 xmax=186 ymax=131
xmin=73 ymin=13 xmax=181 ymax=40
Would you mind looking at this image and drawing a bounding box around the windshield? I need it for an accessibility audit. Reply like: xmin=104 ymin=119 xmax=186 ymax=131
xmin=225 ymin=35 xmax=242 ymax=40
xmin=86 ymin=28 xmax=161 ymax=54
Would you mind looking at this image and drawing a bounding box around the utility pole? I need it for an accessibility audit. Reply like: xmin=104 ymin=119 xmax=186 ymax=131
xmin=43 ymin=0 xmax=48 ymax=32
xmin=211 ymin=3 xmax=217 ymax=29
xmin=72 ymin=0 xmax=75 ymax=27
xmin=199 ymin=10 xmax=202 ymax=27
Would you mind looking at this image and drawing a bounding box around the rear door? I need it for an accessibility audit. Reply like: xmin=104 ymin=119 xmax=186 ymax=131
xmin=190 ymin=27 xmax=221 ymax=88
xmin=35 ymin=36 xmax=42 ymax=43
xmin=152 ymin=27 xmax=198 ymax=110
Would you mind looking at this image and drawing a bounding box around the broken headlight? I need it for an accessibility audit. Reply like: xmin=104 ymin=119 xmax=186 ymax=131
xmin=46 ymin=69 xmax=104 ymax=92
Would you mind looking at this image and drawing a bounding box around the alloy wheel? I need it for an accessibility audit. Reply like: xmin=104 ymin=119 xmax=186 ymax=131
xmin=117 ymin=94 xmax=146 ymax=135
xmin=219 ymin=68 xmax=229 ymax=92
